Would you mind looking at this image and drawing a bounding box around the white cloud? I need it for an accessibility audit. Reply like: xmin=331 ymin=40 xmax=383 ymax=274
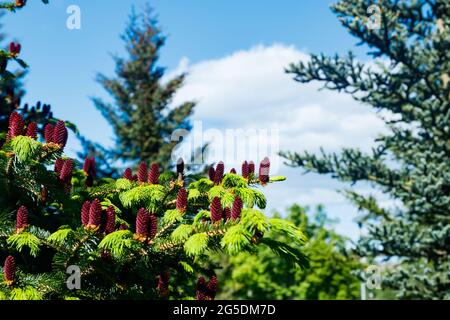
xmin=169 ymin=44 xmax=388 ymax=239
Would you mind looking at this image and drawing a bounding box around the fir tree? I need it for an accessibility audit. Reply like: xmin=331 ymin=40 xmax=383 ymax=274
xmin=281 ymin=0 xmax=449 ymax=299
xmin=0 ymin=3 xmax=305 ymax=299
xmin=80 ymin=5 xmax=196 ymax=177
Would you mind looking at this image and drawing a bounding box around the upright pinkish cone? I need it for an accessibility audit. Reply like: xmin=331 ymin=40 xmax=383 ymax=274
xmin=104 ymin=206 xmax=116 ymax=234
xmin=44 ymin=124 xmax=54 ymax=143
xmin=242 ymin=161 xmax=249 ymax=179
xmin=231 ymin=196 xmax=243 ymax=221
xmin=214 ymin=161 xmax=225 ymax=185
xmin=54 ymin=158 xmax=65 ymax=174
xmin=16 ymin=205 xmax=29 ymax=232
xmin=123 ymin=168 xmax=133 ymax=180
xmin=83 ymin=157 xmax=96 ymax=187
xmin=210 ymin=197 xmax=223 ymax=223
xmin=81 ymin=201 xmax=91 ymax=226
xmin=88 ymin=199 xmax=102 ymax=229
xmin=59 ymin=159 xmax=74 ymax=183
xmin=223 ymin=207 xmax=231 ymax=221
xmin=208 ymin=166 xmax=216 ymax=181
xmin=25 ymin=122 xmax=38 ymax=139
xmin=148 ymin=163 xmax=160 ymax=184
xmin=176 ymin=188 xmax=188 ymax=213
xmin=196 ymin=276 xmax=208 ymax=300
xmin=3 ymin=255 xmax=16 ymax=286
xmin=230 ymin=168 xmax=237 ymax=174
xmin=248 ymin=161 xmax=255 ymax=174
xmin=136 ymin=208 xmax=150 ymax=238
xmin=158 ymin=271 xmax=170 ymax=298
xmin=53 ymin=120 xmax=68 ymax=148
xmin=7 ymin=111 xmax=24 ymax=139
xmin=258 ymin=157 xmax=270 ymax=184
xmin=137 ymin=162 xmax=148 ymax=183
xmin=148 ymin=214 xmax=158 ymax=240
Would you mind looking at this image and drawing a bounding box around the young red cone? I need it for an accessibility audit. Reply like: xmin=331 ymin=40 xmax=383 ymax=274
xmin=123 ymin=168 xmax=133 ymax=180
xmin=16 ymin=205 xmax=29 ymax=232
xmin=242 ymin=161 xmax=249 ymax=179
xmin=59 ymin=159 xmax=74 ymax=183
xmin=137 ymin=162 xmax=148 ymax=182
xmin=214 ymin=161 xmax=225 ymax=185
xmin=196 ymin=276 xmax=208 ymax=301
xmin=206 ymin=276 xmax=218 ymax=300
xmin=230 ymin=168 xmax=237 ymax=174
xmin=158 ymin=271 xmax=170 ymax=298
xmin=9 ymin=42 xmax=21 ymax=56
xmin=135 ymin=208 xmax=150 ymax=239
xmin=258 ymin=157 xmax=270 ymax=185
xmin=25 ymin=122 xmax=38 ymax=139
xmin=7 ymin=111 xmax=24 ymax=139
xmin=88 ymin=199 xmax=102 ymax=229
xmin=104 ymin=206 xmax=116 ymax=234
xmin=223 ymin=207 xmax=231 ymax=221
xmin=54 ymin=158 xmax=65 ymax=174
xmin=3 ymin=256 xmax=16 ymax=286
xmin=148 ymin=214 xmax=158 ymax=240
xmin=148 ymin=163 xmax=160 ymax=184
xmin=83 ymin=157 xmax=96 ymax=187
xmin=44 ymin=124 xmax=54 ymax=143
xmin=53 ymin=120 xmax=68 ymax=148
xmin=81 ymin=201 xmax=91 ymax=227
xmin=210 ymin=197 xmax=223 ymax=223
xmin=248 ymin=161 xmax=255 ymax=174
xmin=231 ymin=196 xmax=243 ymax=221
xmin=208 ymin=166 xmax=216 ymax=181
xmin=176 ymin=188 xmax=188 ymax=213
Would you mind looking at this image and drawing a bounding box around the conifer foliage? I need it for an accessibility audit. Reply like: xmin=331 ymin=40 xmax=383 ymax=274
xmin=0 ymin=0 xmax=305 ymax=300
xmin=281 ymin=0 xmax=449 ymax=299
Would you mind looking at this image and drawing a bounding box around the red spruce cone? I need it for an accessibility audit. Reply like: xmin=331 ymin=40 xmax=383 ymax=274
xmin=83 ymin=157 xmax=96 ymax=187
xmin=26 ymin=122 xmax=38 ymax=139
xmin=231 ymin=196 xmax=243 ymax=221
xmin=16 ymin=205 xmax=29 ymax=232
xmin=230 ymin=168 xmax=236 ymax=174
xmin=44 ymin=124 xmax=54 ymax=143
xmin=136 ymin=208 xmax=150 ymax=238
xmin=158 ymin=271 xmax=170 ymax=297
xmin=214 ymin=161 xmax=225 ymax=185
xmin=3 ymin=256 xmax=16 ymax=285
xmin=176 ymin=188 xmax=188 ymax=213
xmin=7 ymin=112 xmax=24 ymax=139
xmin=148 ymin=214 xmax=158 ymax=240
xmin=123 ymin=168 xmax=133 ymax=180
xmin=208 ymin=166 xmax=216 ymax=181
xmin=248 ymin=161 xmax=255 ymax=174
xmin=242 ymin=161 xmax=249 ymax=179
xmin=206 ymin=276 xmax=218 ymax=299
xmin=196 ymin=276 xmax=207 ymax=301
xmin=148 ymin=163 xmax=160 ymax=184
xmin=81 ymin=201 xmax=91 ymax=226
xmin=105 ymin=206 xmax=116 ymax=234
xmin=54 ymin=158 xmax=64 ymax=174
xmin=88 ymin=199 xmax=102 ymax=229
xmin=137 ymin=162 xmax=148 ymax=182
xmin=223 ymin=207 xmax=231 ymax=221
xmin=59 ymin=159 xmax=74 ymax=183
xmin=258 ymin=157 xmax=270 ymax=184
xmin=210 ymin=197 xmax=223 ymax=223
xmin=9 ymin=42 xmax=21 ymax=55
xmin=53 ymin=120 xmax=68 ymax=147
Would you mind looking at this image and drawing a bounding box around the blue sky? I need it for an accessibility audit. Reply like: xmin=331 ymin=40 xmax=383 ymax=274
xmin=3 ymin=0 xmax=386 ymax=239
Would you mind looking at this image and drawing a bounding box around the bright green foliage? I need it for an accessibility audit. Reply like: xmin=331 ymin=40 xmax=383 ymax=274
xmin=79 ymin=6 xmax=197 ymax=176
xmin=217 ymin=205 xmax=363 ymax=300
xmin=281 ymin=0 xmax=450 ymax=299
